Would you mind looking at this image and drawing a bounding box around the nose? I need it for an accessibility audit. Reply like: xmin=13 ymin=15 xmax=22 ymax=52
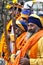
xmin=28 ymin=25 xmax=32 ymax=30
xmin=15 ymin=29 xmax=18 ymax=33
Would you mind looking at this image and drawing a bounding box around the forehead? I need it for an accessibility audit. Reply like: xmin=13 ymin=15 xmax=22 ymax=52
xmin=27 ymin=22 xmax=37 ymax=26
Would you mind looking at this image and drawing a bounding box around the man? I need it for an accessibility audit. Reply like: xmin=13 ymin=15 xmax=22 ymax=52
xmin=17 ymin=5 xmax=32 ymax=22
xmin=8 ymin=20 xmax=26 ymax=63
xmin=26 ymin=14 xmax=43 ymax=65
xmin=13 ymin=14 xmax=43 ymax=65
xmin=10 ymin=20 xmax=27 ymax=54
xmin=15 ymin=20 xmax=28 ymax=50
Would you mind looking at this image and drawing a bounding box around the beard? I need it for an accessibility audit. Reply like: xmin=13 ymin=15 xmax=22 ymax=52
xmin=28 ymin=27 xmax=40 ymax=36
xmin=26 ymin=30 xmax=36 ymax=41
xmin=16 ymin=31 xmax=22 ymax=37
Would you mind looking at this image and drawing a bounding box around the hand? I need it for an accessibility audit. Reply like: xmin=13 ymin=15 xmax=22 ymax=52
xmin=19 ymin=57 xmax=30 ymax=65
xmin=10 ymin=54 xmax=16 ymax=63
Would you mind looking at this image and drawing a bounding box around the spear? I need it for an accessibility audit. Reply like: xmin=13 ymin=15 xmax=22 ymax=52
xmin=11 ymin=3 xmax=17 ymax=54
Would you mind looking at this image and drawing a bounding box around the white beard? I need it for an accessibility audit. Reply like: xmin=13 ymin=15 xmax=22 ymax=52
xmin=24 ymin=32 xmax=33 ymax=41
xmin=10 ymin=41 xmax=14 ymax=53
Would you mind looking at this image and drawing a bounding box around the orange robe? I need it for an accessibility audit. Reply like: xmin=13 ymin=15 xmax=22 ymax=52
xmin=12 ymin=30 xmax=43 ymax=65
xmin=16 ymin=32 xmax=27 ymax=50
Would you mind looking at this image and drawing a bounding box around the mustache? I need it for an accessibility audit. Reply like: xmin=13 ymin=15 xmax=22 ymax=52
xmin=28 ymin=28 xmax=39 ymax=34
xmin=28 ymin=27 xmax=40 ymax=34
xmin=16 ymin=32 xmax=22 ymax=37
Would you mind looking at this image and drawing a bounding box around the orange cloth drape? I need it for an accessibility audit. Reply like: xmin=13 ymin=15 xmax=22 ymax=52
xmin=16 ymin=32 xmax=27 ymax=50
xmin=9 ymin=30 xmax=43 ymax=65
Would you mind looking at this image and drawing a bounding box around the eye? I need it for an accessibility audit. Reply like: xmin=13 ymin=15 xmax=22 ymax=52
xmin=30 ymin=24 xmax=34 ymax=27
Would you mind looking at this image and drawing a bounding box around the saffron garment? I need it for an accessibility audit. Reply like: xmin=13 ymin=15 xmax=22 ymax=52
xmin=11 ymin=30 xmax=43 ymax=65
xmin=0 ymin=33 xmax=9 ymax=61
xmin=8 ymin=32 xmax=31 ymax=65
xmin=16 ymin=32 xmax=32 ymax=50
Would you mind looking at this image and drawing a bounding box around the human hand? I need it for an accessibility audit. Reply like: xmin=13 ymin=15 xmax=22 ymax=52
xmin=19 ymin=57 xmax=30 ymax=65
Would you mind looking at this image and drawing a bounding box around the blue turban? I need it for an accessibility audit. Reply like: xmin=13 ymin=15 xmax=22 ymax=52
xmin=20 ymin=21 xmax=27 ymax=31
xmin=28 ymin=16 xmax=42 ymax=28
xmin=21 ymin=9 xmax=31 ymax=15
xmin=16 ymin=20 xmax=27 ymax=31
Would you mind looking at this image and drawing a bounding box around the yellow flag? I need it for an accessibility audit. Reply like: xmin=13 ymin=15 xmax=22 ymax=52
xmin=12 ymin=0 xmax=18 ymax=3
xmin=32 ymin=0 xmax=36 ymax=2
xmin=6 ymin=4 xmax=12 ymax=9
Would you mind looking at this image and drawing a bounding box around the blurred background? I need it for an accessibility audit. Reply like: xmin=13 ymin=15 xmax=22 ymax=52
xmin=0 ymin=0 xmax=43 ymax=38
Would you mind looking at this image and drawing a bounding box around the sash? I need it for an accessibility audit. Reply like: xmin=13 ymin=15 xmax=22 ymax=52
xmin=16 ymin=32 xmax=27 ymax=50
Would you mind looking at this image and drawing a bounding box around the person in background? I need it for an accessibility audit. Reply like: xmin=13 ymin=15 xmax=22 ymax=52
xmin=17 ymin=1 xmax=33 ymax=22
xmin=9 ymin=20 xmax=27 ymax=63
xmin=21 ymin=9 xmax=31 ymax=22
xmin=15 ymin=20 xmax=27 ymax=37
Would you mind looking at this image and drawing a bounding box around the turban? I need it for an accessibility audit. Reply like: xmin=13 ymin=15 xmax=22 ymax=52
xmin=21 ymin=9 xmax=31 ymax=19
xmin=28 ymin=14 xmax=42 ymax=28
xmin=38 ymin=14 xmax=43 ymax=27
xmin=16 ymin=20 xmax=27 ymax=31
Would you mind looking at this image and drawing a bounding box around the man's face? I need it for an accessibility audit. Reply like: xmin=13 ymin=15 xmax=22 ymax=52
xmin=15 ymin=26 xmax=23 ymax=37
xmin=27 ymin=23 xmax=40 ymax=34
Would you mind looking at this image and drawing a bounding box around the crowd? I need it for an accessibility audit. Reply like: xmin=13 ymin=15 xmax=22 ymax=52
xmin=0 ymin=1 xmax=43 ymax=65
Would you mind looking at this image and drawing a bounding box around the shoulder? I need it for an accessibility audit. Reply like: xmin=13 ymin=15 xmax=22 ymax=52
xmin=38 ymin=36 xmax=43 ymax=48
xmin=38 ymin=36 xmax=43 ymax=43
